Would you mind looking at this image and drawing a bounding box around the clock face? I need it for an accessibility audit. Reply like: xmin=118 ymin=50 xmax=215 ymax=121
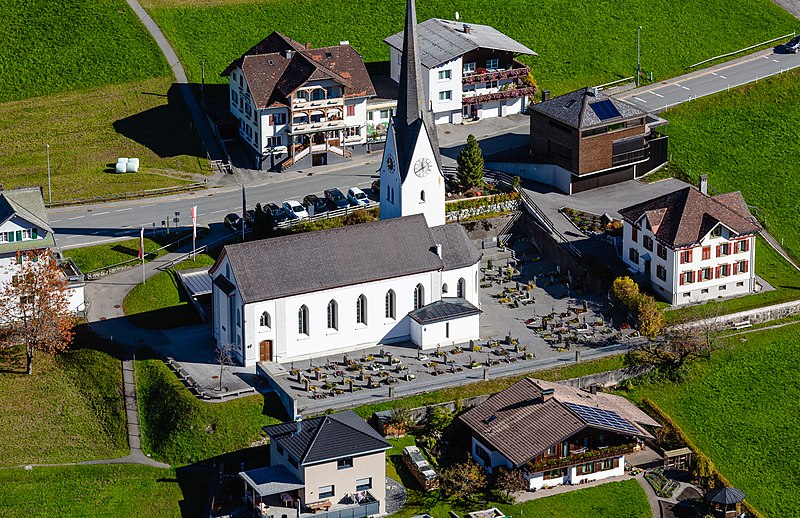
xmin=386 ymin=155 xmax=394 ymax=172
xmin=414 ymin=158 xmax=432 ymax=177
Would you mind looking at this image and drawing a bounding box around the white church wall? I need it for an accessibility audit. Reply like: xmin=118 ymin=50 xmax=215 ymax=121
xmin=411 ymin=313 xmax=480 ymax=349
xmin=440 ymin=263 xmax=480 ymax=306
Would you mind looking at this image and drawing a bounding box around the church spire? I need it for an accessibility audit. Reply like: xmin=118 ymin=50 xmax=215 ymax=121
xmin=396 ymin=0 xmax=425 ymax=127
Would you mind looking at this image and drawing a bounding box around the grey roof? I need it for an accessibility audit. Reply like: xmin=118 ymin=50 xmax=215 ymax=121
xmin=531 ymin=87 xmax=646 ymax=129
xmin=393 ymin=0 xmax=442 ymax=179
xmin=408 ymin=298 xmax=481 ymax=324
xmin=385 ymin=18 xmax=536 ymax=69
xmin=706 ymin=486 xmax=746 ymax=505
xmin=429 ymin=224 xmax=483 ymax=270
xmin=0 ymin=187 xmax=56 ymax=254
xmin=239 ymin=465 xmax=304 ymax=497
xmin=176 ymin=268 xmax=212 ymax=297
xmin=217 ymin=215 xmax=451 ymax=304
xmin=264 ymin=410 xmax=390 ymax=465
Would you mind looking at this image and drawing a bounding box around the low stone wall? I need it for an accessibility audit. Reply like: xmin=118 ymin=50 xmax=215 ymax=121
xmin=446 ymin=200 xmax=520 ymax=223
xmin=680 ymin=299 xmax=800 ymax=329
xmin=557 ymin=364 xmax=653 ymax=389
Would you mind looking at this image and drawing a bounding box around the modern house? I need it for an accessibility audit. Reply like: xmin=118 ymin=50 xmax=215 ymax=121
xmin=618 ymin=177 xmax=761 ymax=305
xmin=222 ymin=32 xmax=376 ymax=170
xmin=487 ymin=87 xmax=667 ymax=194
xmin=459 ymin=378 xmax=660 ymax=490
xmin=239 ymin=411 xmax=391 ymax=517
xmin=0 ymin=186 xmax=84 ymax=314
xmin=384 ymin=18 xmax=537 ymax=125
xmin=209 ymin=215 xmax=482 ymax=366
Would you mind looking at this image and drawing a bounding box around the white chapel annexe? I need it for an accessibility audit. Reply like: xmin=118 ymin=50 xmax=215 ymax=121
xmin=209 ymin=215 xmax=482 ymax=366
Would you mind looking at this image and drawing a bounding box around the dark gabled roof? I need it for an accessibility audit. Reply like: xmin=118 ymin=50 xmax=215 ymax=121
xmin=264 ymin=410 xmax=390 ymax=465
xmin=706 ymin=486 xmax=746 ymax=505
xmin=0 ymin=187 xmax=56 ymax=254
xmin=218 ymin=214 xmax=445 ymax=304
xmin=459 ymin=378 xmax=659 ymax=467
xmin=384 ymin=18 xmax=536 ymax=69
xmin=222 ymin=32 xmax=375 ymax=110
xmin=530 ymin=87 xmax=646 ymax=129
xmin=618 ymin=187 xmax=761 ymax=248
xmin=428 ymin=223 xmax=483 ymax=270
xmin=408 ymin=298 xmax=481 ymax=324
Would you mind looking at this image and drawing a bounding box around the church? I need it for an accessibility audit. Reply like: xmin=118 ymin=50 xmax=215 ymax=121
xmin=209 ymin=0 xmax=483 ymax=367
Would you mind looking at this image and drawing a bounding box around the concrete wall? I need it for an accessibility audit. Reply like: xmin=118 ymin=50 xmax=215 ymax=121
xmin=485 ymin=161 xmax=573 ymax=194
xmin=557 ymin=364 xmax=654 ymax=389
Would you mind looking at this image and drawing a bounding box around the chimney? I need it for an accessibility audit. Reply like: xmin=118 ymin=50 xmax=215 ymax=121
xmin=463 ymin=24 xmax=472 ymax=34
xmin=541 ymin=387 xmax=555 ymax=402
xmin=589 ymin=384 xmax=598 ymax=395
xmin=284 ymin=50 xmax=293 ymax=60
xmin=541 ymin=90 xmax=551 ymax=102
xmin=435 ymin=243 xmax=443 ymax=259
xmin=699 ymin=174 xmax=709 ymax=196
xmin=294 ymin=415 xmax=302 ymax=434
xmin=305 ymin=42 xmax=312 ymax=50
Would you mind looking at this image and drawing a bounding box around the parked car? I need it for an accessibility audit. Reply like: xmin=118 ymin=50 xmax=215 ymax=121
xmin=303 ymin=194 xmax=330 ymax=216
xmin=371 ymin=179 xmax=380 ymax=197
xmin=785 ymin=35 xmax=800 ymax=53
xmin=265 ymin=202 xmax=290 ymax=224
xmin=244 ymin=209 xmax=255 ymax=228
xmin=347 ymin=187 xmax=369 ymax=207
xmin=224 ymin=213 xmax=242 ymax=230
xmin=282 ymin=200 xmax=309 ymax=220
xmin=324 ymin=188 xmax=349 ymax=210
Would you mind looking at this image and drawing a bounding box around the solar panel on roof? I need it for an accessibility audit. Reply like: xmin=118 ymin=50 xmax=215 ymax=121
xmin=589 ymin=100 xmax=622 ymax=121
xmin=563 ymin=402 xmax=640 ymax=436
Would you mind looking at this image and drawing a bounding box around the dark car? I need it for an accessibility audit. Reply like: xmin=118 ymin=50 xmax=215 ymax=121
xmin=303 ymin=194 xmax=330 ymax=216
xmin=785 ymin=35 xmax=800 ymax=53
xmin=265 ymin=203 xmax=290 ymax=224
xmin=371 ymin=179 xmax=380 ymax=198
xmin=244 ymin=209 xmax=255 ymax=228
xmin=224 ymin=213 xmax=241 ymax=230
xmin=324 ymin=188 xmax=349 ymax=210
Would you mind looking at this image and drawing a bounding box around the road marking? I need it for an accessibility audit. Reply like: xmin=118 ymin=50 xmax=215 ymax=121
xmin=92 ymin=211 xmax=109 ymax=216
xmin=116 ymin=208 xmax=133 ymax=212
xmin=210 ymin=209 xmax=226 ymax=214
xmin=676 ymin=84 xmax=690 ymax=90
xmin=773 ymin=59 xmax=780 ymax=63
xmin=711 ymin=72 xmax=718 ymax=76
xmin=719 ymin=75 xmax=727 ymax=80
xmin=762 ymin=55 xmax=770 ymax=59
xmin=50 ymin=219 xmax=61 ymax=223
xmin=648 ymin=91 xmax=664 ymax=98
xmin=633 ymin=96 xmax=647 ymax=103
xmin=68 ymin=215 xmax=84 ymax=220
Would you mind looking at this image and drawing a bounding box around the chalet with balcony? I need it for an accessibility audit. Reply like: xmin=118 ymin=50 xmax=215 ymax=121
xmin=384 ymin=19 xmax=537 ymax=125
xmin=239 ymin=411 xmax=391 ymax=518
xmin=222 ymin=32 xmax=376 ymax=170
xmin=516 ymin=87 xmax=668 ymax=193
xmin=619 ymin=177 xmax=761 ymax=305
xmin=459 ymin=378 xmax=659 ymax=490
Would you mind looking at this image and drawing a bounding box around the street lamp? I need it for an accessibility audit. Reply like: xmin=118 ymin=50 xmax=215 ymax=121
xmin=46 ymin=144 xmax=51 ymax=204
xmin=636 ymin=25 xmax=643 ymax=87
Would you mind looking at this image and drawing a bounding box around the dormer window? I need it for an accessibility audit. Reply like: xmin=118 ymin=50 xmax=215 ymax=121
xmin=711 ymin=226 xmax=723 ymax=238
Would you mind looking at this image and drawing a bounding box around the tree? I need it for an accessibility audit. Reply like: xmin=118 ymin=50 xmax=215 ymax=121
xmin=689 ymin=301 xmax=725 ymax=357
xmin=0 ymin=250 xmax=74 ymax=375
xmin=426 ymin=406 xmax=453 ymax=432
xmin=439 ymin=458 xmax=487 ymax=500
xmin=494 ymin=468 xmax=527 ymax=502
xmin=611 ymin=276 xmax=640 ymax=309
xmin=626 ymin=319 xmax=706 ymax=376
xmin=215 ymin=342 xmax=236 ymax=391
xmin=456 ymin=134 xmax=484 ymax=191
xmin=636 ymin=294 xmax=665 ymax=339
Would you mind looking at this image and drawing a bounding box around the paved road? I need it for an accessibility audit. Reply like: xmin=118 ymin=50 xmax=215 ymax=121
xmin=616 ymin=47 xmax=800 ymax=112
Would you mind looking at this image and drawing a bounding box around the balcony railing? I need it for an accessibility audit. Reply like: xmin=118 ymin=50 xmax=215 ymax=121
xmin=526 ymin=443 xmax=636 ymax=474
xmin=291 ymin=97 xmax=344 ymax=111
xmin=611 ymin=144 xmax=650 ymax=166
xmin=463 ymin=65 xmax=531 ymax=85
xmin=462 ymin=86 xmax=538 ymax=106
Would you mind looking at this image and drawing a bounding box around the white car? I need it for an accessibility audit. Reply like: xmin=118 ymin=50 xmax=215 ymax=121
xmin=347 ymin=187 xmax=369 ymax=206
xmin=282 ymin=200 xmax=309 ymax=220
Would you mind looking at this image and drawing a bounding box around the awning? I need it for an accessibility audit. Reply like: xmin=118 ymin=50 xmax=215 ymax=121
xmin=239 ymin=465 xmax=305 ymax=497
xmin=177 ymin=268 xmax=212 ymax=297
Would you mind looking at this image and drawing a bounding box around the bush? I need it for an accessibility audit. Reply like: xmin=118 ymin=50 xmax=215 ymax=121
xmin=426 ymin=406 xmax=453 ymax=432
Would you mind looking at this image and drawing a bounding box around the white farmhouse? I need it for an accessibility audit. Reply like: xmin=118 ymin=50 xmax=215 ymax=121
xmin=384 ymin=18 xmax=537 ymax=125
xmin=0 ymin=187 xmax=85 ymax=314
xmin=618 ymin=178 xmax=761 ymax=305
xmin=223 ymin=32 xmax=376 ymax=170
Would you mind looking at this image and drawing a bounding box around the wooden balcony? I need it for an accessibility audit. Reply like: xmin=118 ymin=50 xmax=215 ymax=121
xmin=526 ymin=443 xmax=636 ymax=473
xmin=463 ymin=64 xmax=530 ymax=85
xmin=291 ymin=97 xmax=344 ymax=111
xmin=462 ymin=86 xmax=537 ymax=106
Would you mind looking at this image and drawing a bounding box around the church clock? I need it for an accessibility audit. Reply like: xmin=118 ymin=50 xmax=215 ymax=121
xmin=386 ymin=155 xmax=395 ymax=172
xmin=414 ymin=158 xmax=431 ymax=177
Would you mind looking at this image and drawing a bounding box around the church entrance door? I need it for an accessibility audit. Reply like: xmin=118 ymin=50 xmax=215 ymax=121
xmin=259 ymin=340 xmax=272 ymax=362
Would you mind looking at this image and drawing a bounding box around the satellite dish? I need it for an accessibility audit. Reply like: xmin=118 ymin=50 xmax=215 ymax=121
xmin=455 ymin=11 xmax=460 ymax=21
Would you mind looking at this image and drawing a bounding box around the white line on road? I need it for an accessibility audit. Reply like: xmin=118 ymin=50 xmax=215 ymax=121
xmin=210 ymin=209 xmax=226 ymax=214
xmin=680 ymin=85 xmax=690 ymax=90
xmin=763 ymin=55 xmax=770 ymax=59
xmin=67 ymin=216 xmax=85 ymax=220
xmin=92 ymin=211 xmax=109 ymax=216
xmin=773 ymin=59 xmax=780 ymax=63
xmin=633 ymin=96 xmax=647 ymax=103
xmin=140 ymin=203 xmax=155 ymax=208
xmin=50 ymin=219 xmax=61 ymax=223
xmin=116 ymin=208 xmax=133 ymax=212
xmin=711 ymin=72 xmax=718 ymax=76
xmin=719 ymin=75 xmax=727 ymax=80
xmin=649 ymin=91 xmax=664 ymax=98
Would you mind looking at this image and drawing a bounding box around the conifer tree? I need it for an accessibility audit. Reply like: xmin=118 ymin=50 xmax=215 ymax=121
xmin=456 ymin=134 xmax=485 ymax=191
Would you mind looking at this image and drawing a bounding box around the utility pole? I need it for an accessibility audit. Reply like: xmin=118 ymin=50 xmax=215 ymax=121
xmin=636 ymin=25 xmax=643 ymax=87
xmin=46 ymin=144 xmax=51 ymax=204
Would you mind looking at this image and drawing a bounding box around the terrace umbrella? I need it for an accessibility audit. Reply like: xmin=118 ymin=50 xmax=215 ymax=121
xmin=706 ymin=486 xmax=746 ymax=505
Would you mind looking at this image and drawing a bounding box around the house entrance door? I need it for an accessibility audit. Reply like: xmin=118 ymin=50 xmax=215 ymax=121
xmin=259 ymin=340 xmax=272 ymax=362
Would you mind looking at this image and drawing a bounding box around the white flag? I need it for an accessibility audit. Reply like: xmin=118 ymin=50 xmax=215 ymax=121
xmin=191 ymin=205 xmax=197 ymax=239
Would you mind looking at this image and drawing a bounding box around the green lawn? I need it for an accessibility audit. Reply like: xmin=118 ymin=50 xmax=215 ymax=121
xmin=123 ymin=254 xmax=216 ymax=329
xmin=146 ymin=0 xmax=796 ymax=95
xmin=0 ymin=0 xmax=169 ymax=102
xmin=0 ymin=465 xmax=183 ymax=517
xmin=660 ymin=68 xmax=800 ymax=263
xmin=625 ymin=323 xmax=800 ymax=516
xmin=136 ymin=357 xmax=284 ymax=464
xmin=0 ymin=76 xmax=207 ymax=204
xmin=0 ymin=326 xmax=127 ymax=466
xmin=665 ymin=236 xmax=800 ymax=323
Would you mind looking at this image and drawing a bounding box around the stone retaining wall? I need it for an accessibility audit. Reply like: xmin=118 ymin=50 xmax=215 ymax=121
xmin=445 ymin=200 xmax=520 ymax=223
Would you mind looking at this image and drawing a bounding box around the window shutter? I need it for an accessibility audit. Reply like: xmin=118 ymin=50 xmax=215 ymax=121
xmin=679 ymin=273 xmax=685 ymax=286
xmin=715 ymin=266 xmax=720 ymax=278
xmin=32 ymin=228 xmax=38 ymax=239
xmin=733 ymin=241 xmax=738 ymax=254
xmin=269 ymin=115 xmax=274 ymax=125
xmin=688 ymin=250 xmax=693 ymax=262
xmin=743 ymin=261 xmax=749 ymax=273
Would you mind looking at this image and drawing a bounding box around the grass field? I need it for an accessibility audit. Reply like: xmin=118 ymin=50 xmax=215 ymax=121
xmin=0 ymin=326 xmax=127 ymax=466
xmin=625 ymin=323 xmax=800 ymax=516
xmin=146 ymin=0 xmax=796 ymax=95
xmin=123 ymin=254 xmax=216 ymax=329
xmin=0 ymin=465 xmax=183 ymax=517
xmin=661 ymin=68 xmax=800 ymax=263
xmin=0 ymin=76 xmax=207 ymax=203
xmin=0 ymin=0 xmax=169 ymax=102
xmin=136 ymin=357 xmax=284 ymax=464
xmin=64 ymin=229 xmax=198 ymax=273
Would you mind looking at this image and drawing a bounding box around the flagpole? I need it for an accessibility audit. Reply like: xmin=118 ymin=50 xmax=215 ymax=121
xmin=241 ymin=186 xmax=246 ymax=242
xmin=191 ymin=205 xmax=197 ymax=260
xmin=140 ymin=227 xmax=145 ymax=285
